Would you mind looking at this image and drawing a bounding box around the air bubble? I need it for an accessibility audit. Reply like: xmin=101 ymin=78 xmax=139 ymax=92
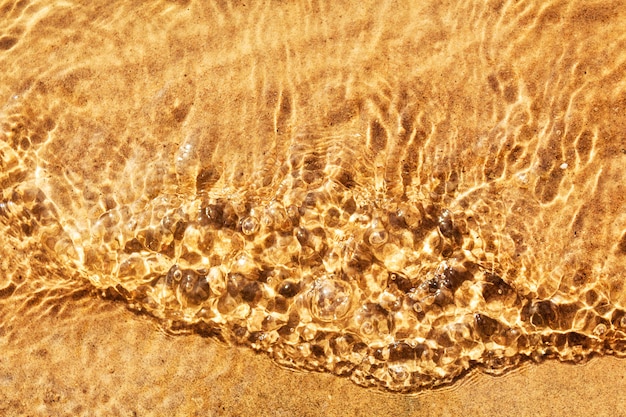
xmin=368 ymin=228 xmax=389 ymax=247
xmin=241 ymin=216 xmax=260 ymax=235
xmin=173 ymin=269 xmax=182 ymax=281
xmin=166 ymin=265 xmax=183 ymax=285
xmin=593 ymin=323 xmax=607 ymax=337
xmin=310 ymin=279 xmax=353 ymax=322
xmin=178 ymin=269 xmax=211 ymax=305
xmin=354 ymin=303 xmax=392 ymax=338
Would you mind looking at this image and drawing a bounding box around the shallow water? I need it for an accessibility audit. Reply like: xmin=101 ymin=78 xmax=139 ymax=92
xmin=1 ymin=0 xmax=626 ymax=393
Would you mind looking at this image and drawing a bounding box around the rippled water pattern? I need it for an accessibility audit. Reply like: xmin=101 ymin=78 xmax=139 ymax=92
xmin=1 ymin=0 xmax=626 ymax=392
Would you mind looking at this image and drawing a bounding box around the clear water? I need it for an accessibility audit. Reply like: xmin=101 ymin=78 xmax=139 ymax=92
xmin=1 ymin=0 xmax=626 ymax=394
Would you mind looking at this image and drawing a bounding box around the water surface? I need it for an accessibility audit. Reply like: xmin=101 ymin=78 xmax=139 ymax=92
xmin=1 ymin=0 xmax=626 ymax=394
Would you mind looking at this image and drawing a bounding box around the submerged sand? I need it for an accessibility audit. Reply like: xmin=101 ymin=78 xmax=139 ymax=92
xmin=2 ymin=296 xmax=626 ymax=416
xmin=2 ymin=0 xmax=626 ymax=414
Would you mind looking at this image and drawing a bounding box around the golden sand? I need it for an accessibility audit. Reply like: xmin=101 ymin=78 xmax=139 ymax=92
xmin=1 ymin=0 xmax=626 ymax=411
xmin=4 ymin=294 xmax=626 ymax=416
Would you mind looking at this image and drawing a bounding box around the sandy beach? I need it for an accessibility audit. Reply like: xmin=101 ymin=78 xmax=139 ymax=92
xmin=3 ymin=292 xmax=626 ymax=416
xmin=2 ymin=0 xmax=626 ymax=414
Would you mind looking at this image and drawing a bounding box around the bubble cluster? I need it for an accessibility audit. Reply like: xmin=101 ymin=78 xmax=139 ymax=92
xmin=2 ymin=129 xmax=623 ymax=394
xmin=42 ymin=152 xmax=616 ymax=394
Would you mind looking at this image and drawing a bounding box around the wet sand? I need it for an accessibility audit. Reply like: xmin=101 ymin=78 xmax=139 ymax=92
xmin=2 ymin=296 xmax=626 ymax=416
xmin=2 ymin=0 xmax=626 ymax=414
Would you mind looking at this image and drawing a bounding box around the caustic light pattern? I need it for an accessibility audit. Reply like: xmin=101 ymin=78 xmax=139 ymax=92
xmin=1 ymin=0 xmax=626 ymax=392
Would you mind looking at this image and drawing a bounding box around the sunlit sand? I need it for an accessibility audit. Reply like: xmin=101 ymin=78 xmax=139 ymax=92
xmin=1 ymin=0 xmax=626 ymax=409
